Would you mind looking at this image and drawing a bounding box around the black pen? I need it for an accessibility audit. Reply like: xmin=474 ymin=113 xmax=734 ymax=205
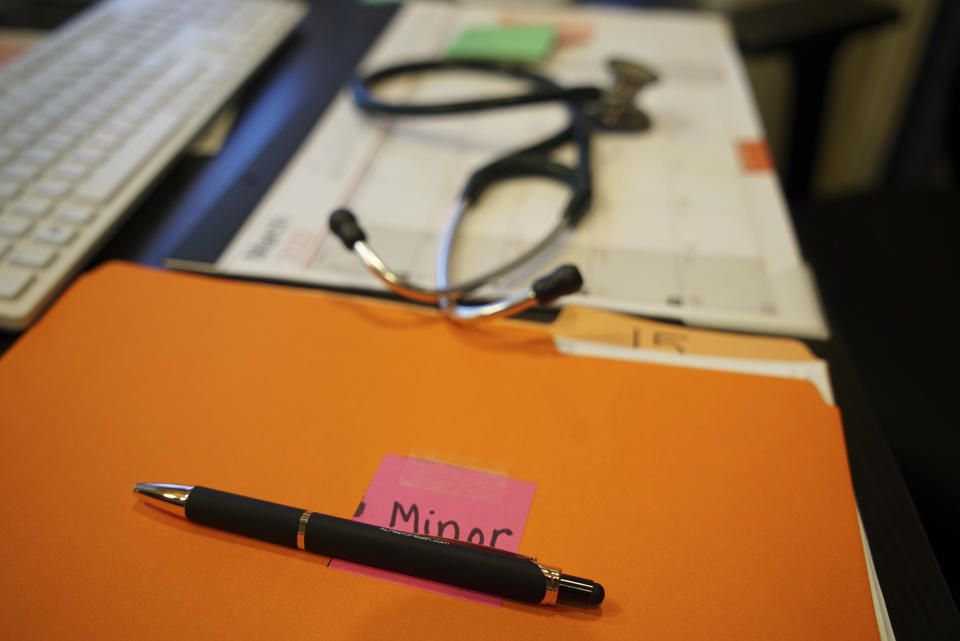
xmin=133 ymin=483 xmax=605 ymax=607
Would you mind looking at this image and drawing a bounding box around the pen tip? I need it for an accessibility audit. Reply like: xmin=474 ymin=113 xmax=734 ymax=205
xmin=132 ymin=483 xmax=193 ymax=516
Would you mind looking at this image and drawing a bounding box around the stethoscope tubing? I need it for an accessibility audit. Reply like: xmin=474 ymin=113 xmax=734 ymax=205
xmin=334 ymin=59 xmax=598 ymax=319
xmin=352 ymin=58 xmax=602 ymax=116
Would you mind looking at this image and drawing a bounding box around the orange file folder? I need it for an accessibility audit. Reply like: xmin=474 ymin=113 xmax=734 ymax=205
xmin=0 ymin=263 xmax=878 ymax=640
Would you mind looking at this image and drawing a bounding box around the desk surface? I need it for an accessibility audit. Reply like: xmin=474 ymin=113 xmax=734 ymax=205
xmin=1 ymin=1 xmax=958 ymax=637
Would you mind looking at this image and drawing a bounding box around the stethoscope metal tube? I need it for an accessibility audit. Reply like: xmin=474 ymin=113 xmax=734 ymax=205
xmin=434 ymin=196 xmax=574 ymax=295
xmin=329 ymin=209 xmax=583 ymax=319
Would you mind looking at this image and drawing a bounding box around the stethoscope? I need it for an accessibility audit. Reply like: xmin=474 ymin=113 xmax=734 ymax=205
xmin=329 ymin=58 xmax=657 ymax=320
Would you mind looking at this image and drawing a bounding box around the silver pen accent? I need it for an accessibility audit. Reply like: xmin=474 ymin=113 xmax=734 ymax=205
xmin=133 ymin=483 xmax=192 ymax=516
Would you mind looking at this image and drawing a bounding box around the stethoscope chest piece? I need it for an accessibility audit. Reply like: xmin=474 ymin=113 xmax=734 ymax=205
xmin=584 ymin=59 xmax=659 ymax=132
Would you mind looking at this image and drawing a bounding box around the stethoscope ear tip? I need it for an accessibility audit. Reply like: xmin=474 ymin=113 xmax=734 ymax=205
xmin=329 ymin=208 xmax=367 ymax=248
xmin=532 ymin=265 xmax=583 ymax=305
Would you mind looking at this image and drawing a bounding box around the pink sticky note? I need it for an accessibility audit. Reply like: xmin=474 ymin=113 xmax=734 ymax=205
xmin=329 ymin=454 xmax=537 ymax=606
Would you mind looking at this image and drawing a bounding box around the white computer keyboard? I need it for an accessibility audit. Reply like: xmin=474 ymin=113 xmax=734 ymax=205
xmin=0 ymin=0 xmax=307 ymax=329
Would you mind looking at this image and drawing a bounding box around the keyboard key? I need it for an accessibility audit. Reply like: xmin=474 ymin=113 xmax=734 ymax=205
xmin=38 ymin=101 xmax=72 ymax=120
xmin=2 ymin=130 xmax=34 ymax=148
xmin=1 ymin=87 xmax=34 ymax=109
xmin=117 ymin=104 xmax=150 ymax=124
xmin=20 ymin=116 xmax=52 ymax=135
xmin=21 ymin=148 xmax=60 ymax=166
xmin=66 ymin=110 xmax=101 ymax=128
xmin=75 ymin=111 xmax=179 ymax=204
xmin=101 ymin=120 xmax=137 ymax=137
xmin=2 ymin=164 xmax=41 ymax=182
xmin=74 ymin=104 xmax=109 ymax=123
xmin=54 ymin=203 xmax=95 ymax=224
xmin=34 ymin=223 xmax=76 ymax=245
xmin=11 ymin=197 xmax=54 ymax=218
xmin=0 ymin=267 xmax=34 ymax=299
xmin=33 ymin=180 xmax=74 ymax=199
xmin=11 ymin=245 xmax=57 ymax=268
xmin=70 ymin=147 xmax=108 ymax=165
xmin=39 ymin=133 xmax=77 ymax=151
xmin=0 ymin=180 xmax=22 ymax=203
xmin=52 ymin=162 xmax=90 ymax=181
xmin=87 ymin=132 xmax=122 ymax=150
xmin=0 ymin=217 xmax=32 ymax=237
xmin=57 ymin=120 xmax=94 ymax=137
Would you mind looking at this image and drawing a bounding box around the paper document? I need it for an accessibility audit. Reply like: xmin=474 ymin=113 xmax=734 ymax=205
xmin=542 ymin=305 xmax=817 ymax=360
xmin=214 ymin=3 xmax=828 ymax=338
